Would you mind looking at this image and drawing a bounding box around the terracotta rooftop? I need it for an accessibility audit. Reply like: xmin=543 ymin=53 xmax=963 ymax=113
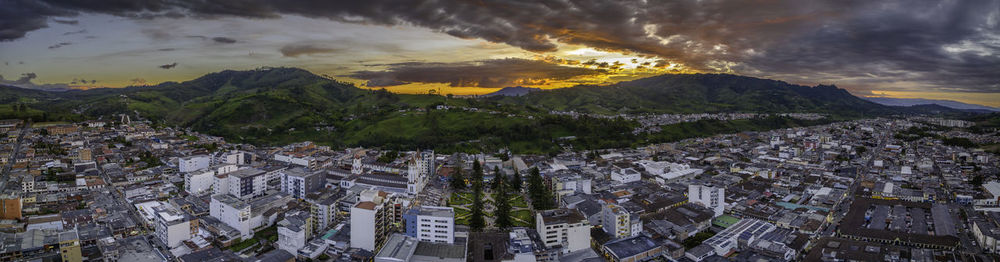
xmin=356 ymin=201 xmax=377 ymax=211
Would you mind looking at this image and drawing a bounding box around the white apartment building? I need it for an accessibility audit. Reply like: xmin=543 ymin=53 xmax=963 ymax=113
xmin=351 ymin=190 xmax=393 ymax=252
xmin=210 ymin=193 xmax=294 ymax=239
xmin=277 ymin=210 xmax=312 ymax=254
xmin=611 ymin=167 xmax=641 ymax=184
xmin=404 ymin=206 xmax=455 ymax=244
xmin=184 ymin=169 xmax=215 ymax=195
xmin=536 ymin=209 xmax=591 ymax=254
xmin=184 ymin=164 xmax=235 ymax=195
xmin=178 ymin=155 xmax=211 ymax=173
xmin=274 ymin=153 xmax=316 ymax=168
xmin=689 ymin=184 xmax=725 ymax=217
xmin=153 ymin=205 xmax=196 ymax=248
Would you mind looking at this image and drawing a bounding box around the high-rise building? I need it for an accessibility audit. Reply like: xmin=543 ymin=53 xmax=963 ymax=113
xmin=688 ymin=184 xmax=725 ymax=217
xmin=153 ymin=204 xmax=198 ymax=248
xmin=351 ymin=190 xmax=395 ymax=252
xmin=305 ymin=188 xmax=344 ymax=234
xmin=601 ymin=203 xmax=642 ymax=239
xmin=225 ymin=168 xmax=268 ymax=199
xmin=536 ymin=209 xmax=591 ymax=254
xmin=280 ymin=167 xmax=325 ymax=200
xmin=403 ymin=206 xmax=455 ymax=244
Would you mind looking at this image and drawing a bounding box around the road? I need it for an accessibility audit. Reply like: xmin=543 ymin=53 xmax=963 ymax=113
xmin=1 ymin=120 xmax=31 ymax=192
xmin=97 ymin=160 xmax=174 ymax=260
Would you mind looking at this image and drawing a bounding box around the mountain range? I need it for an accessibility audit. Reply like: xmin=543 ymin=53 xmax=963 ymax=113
xmin=0 ymin=67 xmax=987 ymax=151
xmin=862 ymin=97 xmax=999 ymax=112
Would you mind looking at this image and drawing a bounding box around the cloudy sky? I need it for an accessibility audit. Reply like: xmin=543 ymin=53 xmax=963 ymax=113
xmin=1 ymin=0 xmax=998 ymax=106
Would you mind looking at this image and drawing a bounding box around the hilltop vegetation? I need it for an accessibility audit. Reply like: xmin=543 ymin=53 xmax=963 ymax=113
xmin=493 ymin=73 xmax=924 ymax=116
xmin=0 ymin=67 xmax=976 ymax=154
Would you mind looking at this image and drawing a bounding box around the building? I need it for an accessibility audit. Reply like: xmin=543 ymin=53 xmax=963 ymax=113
xmin=154 ymin=204 xmax=197 ymax=248
xmin=688 ymin=184 xmax=725 ymax=217
xmin=611 ymin=167 xmax=641 ymax=184
xmin=280 ymin=167 xmax=325 ymax=200
xmin=971 ymin=211 xmax=1000 ymax=253
xmin=374 ymin=234 xmax=466 ymax=262
xmin=225 ymin=168 xmax=269 ymax=200
xmin=403 ymin=206 xmax=455 ymax=244
xmin=59 ymin=230 xmax=83 ymax=262
xmin=178 ymin=155 xmax=211 ymax=173
xmin=698 ymin=219 xmax=775 ymax=257
xmin=602 ymin=235 xmax=664 ymax=262
xmin=0 ymin=193 xmax=21 ymax=220
xmin=535 ymin=209 xmax=591 ymax=254
xmin=305 ymin=188 xmax=344 ymax=234
xmin=601 ymin=203 xmax=642 ymax=239
xmin=277 ymin=210 xmax=313 ymax=254
xmin=210 ymin=193 xmax=295 ymax=239
xmin=351 ymin=190 xmax=395 ymax=252
xmin=405 ymin=151 xmax=435 ymax=195
xmin=184 ymin=169 xmax=216 ymax=195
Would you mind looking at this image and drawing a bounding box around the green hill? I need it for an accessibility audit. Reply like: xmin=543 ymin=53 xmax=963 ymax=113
xmin=493 ymin=73 xmax=894 ymax=116
xmin=0 ymin=68 xmax=981 ymax=153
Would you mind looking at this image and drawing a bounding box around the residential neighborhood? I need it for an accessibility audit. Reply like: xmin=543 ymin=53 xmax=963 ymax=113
xmin=0 ymin=114 xmax=997 ymax=262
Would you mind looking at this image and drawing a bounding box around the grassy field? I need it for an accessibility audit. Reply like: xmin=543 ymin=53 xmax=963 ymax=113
xmin=511 ymin=210 xmax=533 ymax=227
xmin=228 ymin=225 xmax=277 ymax=253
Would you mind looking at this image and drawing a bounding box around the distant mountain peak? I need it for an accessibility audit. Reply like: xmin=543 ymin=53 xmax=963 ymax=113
xmin=482 ymin=86 xmax=541 ymax=97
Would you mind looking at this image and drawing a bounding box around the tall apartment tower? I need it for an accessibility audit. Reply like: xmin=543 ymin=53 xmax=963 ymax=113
xmin=688 ymin=184 xmax=725 ymax=217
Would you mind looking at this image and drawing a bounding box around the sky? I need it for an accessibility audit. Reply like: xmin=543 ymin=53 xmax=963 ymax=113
xmin=1 ymin=0 xmax=999 ymax=106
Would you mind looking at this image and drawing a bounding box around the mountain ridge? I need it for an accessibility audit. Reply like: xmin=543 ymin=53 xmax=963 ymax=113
xmin=0 ymin=67 xmax=986 ymax=150
xmin=862 ymin=96 xmax=999 ymax=112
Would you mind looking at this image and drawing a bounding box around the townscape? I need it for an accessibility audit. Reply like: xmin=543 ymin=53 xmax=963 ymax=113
xmin=0 ymin=112 xmax=997 ymax=262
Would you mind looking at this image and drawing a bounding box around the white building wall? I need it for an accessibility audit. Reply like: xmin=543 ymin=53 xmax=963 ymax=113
xmin=277 ymin=226 xmax=307 ymax=254
xmin=178 ymin=156 xmax=211 ymax=173
xmin=415 ymin=211 xmax=454 ymax=244
xmin=350 ymin=206 xmax=377 ymax=251
xmin=185 ymin=170 xmax=215 ymax=195
xmin=689 ymin=184 xmax=725 ymax=217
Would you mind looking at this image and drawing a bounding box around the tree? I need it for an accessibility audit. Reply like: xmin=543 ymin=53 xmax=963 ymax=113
xmin=527 ymin=167 xmax=554 ymax=210
xmin=471 ymin=160 xmax=484 ymax=192
xmin=492 ymin=166 xmax=505 ymax=190
xmin=510 ymin=169 xmax=522 ymax=192
xmin=494 ymin=186 xmax=513 ymax=229
xmin=971 ymin=175 xmax=985 ymax=188
xmin=450 ymin=166 xmax=466 ymax=191
xmin=469 ymin=186 xmax=485 ymax=232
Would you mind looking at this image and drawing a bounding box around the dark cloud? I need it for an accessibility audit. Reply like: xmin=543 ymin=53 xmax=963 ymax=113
xmin=2 ymin=0 xmax=998 ymax=93
xmin=62 ymin=29 xmax=86 ymax=35
xmin=347 ymin=58 xmax=605 ymax=88
xmin=47 ymin=42 xmax=72 ymax=49
xmin=52 ymin=18 xmax=77 ymax=25
xmin=0 ymin=72 xmax=72 ymax=90
xmin=211 ymin=36 xmax=236 ymax=44
xmin=159 ymin=62 xmax=177 ymax=69
xmin=279 ymin=43 xmax=342 ymax=57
